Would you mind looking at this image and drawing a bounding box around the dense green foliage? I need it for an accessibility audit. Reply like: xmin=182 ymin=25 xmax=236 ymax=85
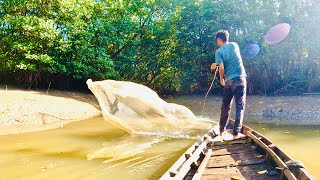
xmin=0 ymin=0 xmax=319 ymax=94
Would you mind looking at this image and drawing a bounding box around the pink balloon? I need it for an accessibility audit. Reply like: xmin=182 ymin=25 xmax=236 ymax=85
xmin=265 ymin=23 xmax=291 ymax=45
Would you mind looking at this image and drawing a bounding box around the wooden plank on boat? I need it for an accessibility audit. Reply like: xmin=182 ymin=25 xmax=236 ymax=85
xmin=161 ymin=119 xmax=314 ymax=180
xmin=191 ymin=149 xmax=212 ymax=180
xmin=212 ymin=143 xmax=257 ymax=156
xmin=207 ymin=151 xmax=266 ymax=168
xmin=272 ymin=146 xmax=314 ymax=180
xmin=160 ymin=127 xmax=217 ymax=179
xmin=211 ymin=137 xmax=251 ymax=146
xmin=246 ymin=131 xmax=297 ymax=180
xmin=173 ymin=139 xmax=208 ymax=179
xmin=251 ymin=131 xmax=273 ymax=145
xmin=201 ymin=164 xmax=280 ymax=180
xmin=211 ymin=132 xmax=246 ymax=142
xmin=160 ymin=142 xmax=199 ymax=179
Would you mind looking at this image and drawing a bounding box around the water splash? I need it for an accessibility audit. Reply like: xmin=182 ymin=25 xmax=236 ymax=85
xmin=135 ymin=131 xmax=200 ymax=139
xmin=87 ymin=136 xmax=165 ymax=161
xmin=86 ymin=126 xmax=206 ymax=162
xmin=86 ymin=79 xmax=214 ymax=167
xmin=103 ymin=157 xmax=144 ymax=170
xmin=126 ymin=153 xmax=172 ymax=175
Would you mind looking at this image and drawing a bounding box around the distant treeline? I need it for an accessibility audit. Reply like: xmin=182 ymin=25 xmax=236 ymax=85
xmin=0 ymin=0 xmax=319 ymax=95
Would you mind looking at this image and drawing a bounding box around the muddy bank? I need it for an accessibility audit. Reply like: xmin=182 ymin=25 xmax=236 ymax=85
xmin=1 ymin=87 xmax=319 ymax=135
xmin=166 ymin=95 xmax=320 ymax=125
xmin=0 ymin=88 xmax=101 ymax=135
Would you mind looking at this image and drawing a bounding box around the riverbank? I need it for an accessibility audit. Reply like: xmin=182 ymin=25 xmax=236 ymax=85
xmin=0 ymin=88 xmax=101 ymax=135
xmin=166 ymin=95 xmax=320 ymax=125
xmin=1 ymin=87 xmax=320 ymax=135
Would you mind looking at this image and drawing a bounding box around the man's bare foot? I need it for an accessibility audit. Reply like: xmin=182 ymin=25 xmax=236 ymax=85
xmin=232 ymin=133 xmax=246 ymax=139
xmin=222 ymin=131 xmax=234 ymax=141
xmin=212 ymin=133 xmax=224 ymax=142
xmin=219 ymin=131 xmax=228 ymax=137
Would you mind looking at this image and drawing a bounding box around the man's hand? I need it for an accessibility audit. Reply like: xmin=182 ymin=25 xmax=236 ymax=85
xmin=210 ymin=63 xmax=217 ymax=71
xmin=220 ymin=77 xmax=225 ymax=87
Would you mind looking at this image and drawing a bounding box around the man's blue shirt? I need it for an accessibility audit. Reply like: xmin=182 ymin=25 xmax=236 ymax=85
xmin=215 ymin=42 xmax=246 ymax=81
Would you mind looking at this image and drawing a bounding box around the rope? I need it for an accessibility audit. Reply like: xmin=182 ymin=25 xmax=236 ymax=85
xmin=202 ymin=67 xmax=218 ymax=114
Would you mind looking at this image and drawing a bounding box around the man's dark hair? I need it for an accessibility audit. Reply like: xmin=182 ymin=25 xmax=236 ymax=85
xmin=215 ymin=30 xmax=229 ymax=42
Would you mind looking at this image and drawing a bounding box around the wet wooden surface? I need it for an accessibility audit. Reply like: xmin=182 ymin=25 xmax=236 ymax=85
xmin=186 ymin=136 xmax=281 ymax=180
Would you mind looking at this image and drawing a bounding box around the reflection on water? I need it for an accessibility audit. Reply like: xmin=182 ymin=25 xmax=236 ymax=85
xmin=0 ymin=117 xmax=209 ymax=179
xmin=0 ymin=117 xmax=319 ymax=179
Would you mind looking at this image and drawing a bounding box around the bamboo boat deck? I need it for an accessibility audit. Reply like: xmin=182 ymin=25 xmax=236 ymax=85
xmin=160 ymin=120 xmax=314 ymax=180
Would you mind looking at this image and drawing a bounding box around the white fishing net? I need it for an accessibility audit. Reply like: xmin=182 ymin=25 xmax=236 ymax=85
xmin=86 ymin=79 xmax=204 ymax=133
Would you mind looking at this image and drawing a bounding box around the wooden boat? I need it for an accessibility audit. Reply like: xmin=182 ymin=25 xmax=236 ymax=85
xmin=160 ymin=120 xmax=314 ymax=180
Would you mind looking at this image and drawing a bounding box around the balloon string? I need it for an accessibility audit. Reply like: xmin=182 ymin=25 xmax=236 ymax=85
xmin=202 ymin=67 xmax=219 ymax=114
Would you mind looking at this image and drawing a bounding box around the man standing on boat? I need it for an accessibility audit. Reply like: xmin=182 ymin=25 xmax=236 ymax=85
xmin=210 ymin=30 xmax=247 ymax=138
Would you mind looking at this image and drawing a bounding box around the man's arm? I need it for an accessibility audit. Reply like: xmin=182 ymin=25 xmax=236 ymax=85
xmin=219 ymin=63 xmax=225 ymax=87
xmin=215 ymin=49 xmax=225 ymax=87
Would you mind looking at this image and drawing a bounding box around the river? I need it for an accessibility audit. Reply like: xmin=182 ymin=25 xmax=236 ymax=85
xmin=0 ymin=102 xmax=319 ymax=179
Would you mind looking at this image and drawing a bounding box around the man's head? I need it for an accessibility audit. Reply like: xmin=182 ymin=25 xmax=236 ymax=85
xmin=215 ymin=30 xmax=229 ymax=47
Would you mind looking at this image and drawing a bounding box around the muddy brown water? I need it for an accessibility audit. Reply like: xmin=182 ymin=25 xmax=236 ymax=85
xmin=0 ymin=105 xmax=319 ymax=179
